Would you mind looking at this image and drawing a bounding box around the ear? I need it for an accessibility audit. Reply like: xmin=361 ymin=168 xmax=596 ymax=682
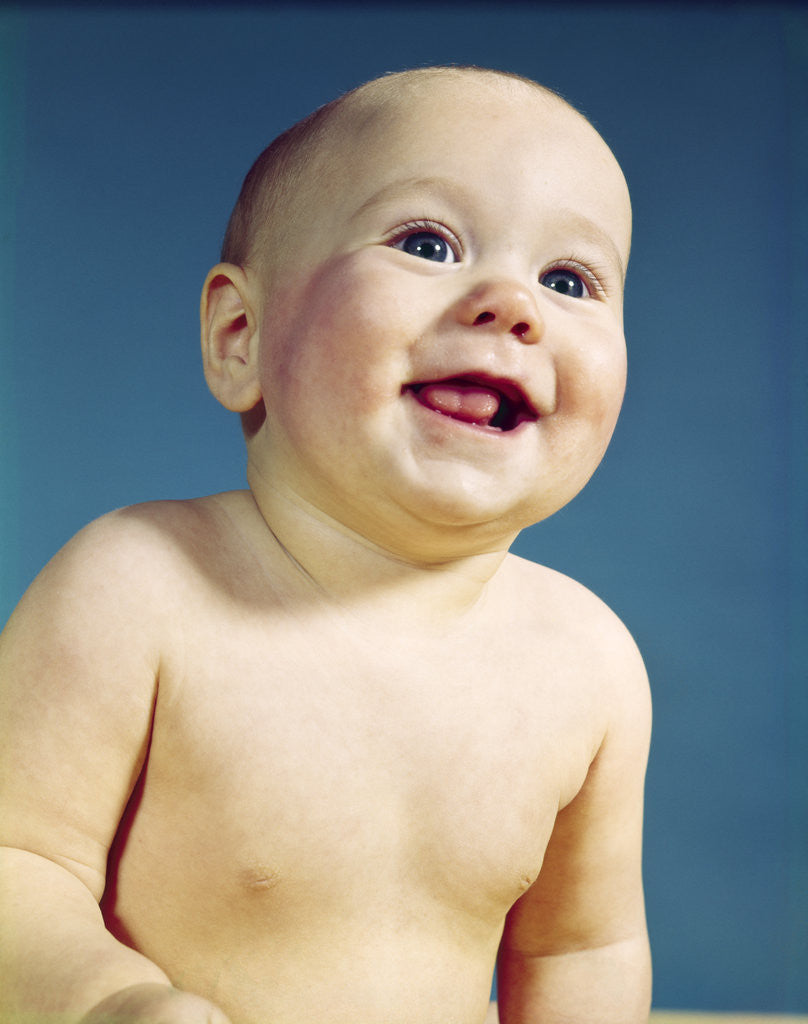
xmin=200 ymin=263 xmax=263 ymax=412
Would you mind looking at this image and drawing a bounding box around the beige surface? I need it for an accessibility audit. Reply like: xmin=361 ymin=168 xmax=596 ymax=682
xmin=485 ymin=1005 xmax=808 ymax=1023
xmin=650 ymin=1015 xmax=808 ymax=1023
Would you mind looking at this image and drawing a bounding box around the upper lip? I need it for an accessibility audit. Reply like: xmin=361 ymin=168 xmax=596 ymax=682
xmin=404 ymin=371 xmax=543 ymax=430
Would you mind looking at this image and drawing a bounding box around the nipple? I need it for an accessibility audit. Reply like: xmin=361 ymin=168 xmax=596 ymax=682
xmin=238 ymin=865 xmax=281 ymax=893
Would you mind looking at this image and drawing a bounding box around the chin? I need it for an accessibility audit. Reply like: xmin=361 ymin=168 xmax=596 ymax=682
xmin=396 ymin=482 xmax=558 ymax=542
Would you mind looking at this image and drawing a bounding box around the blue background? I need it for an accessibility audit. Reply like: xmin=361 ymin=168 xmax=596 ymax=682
xmin=1 ymin=2 xmax=806 ymax=1013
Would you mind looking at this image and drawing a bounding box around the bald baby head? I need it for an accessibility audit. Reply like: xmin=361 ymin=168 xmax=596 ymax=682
xmin=220 ymin=66 xmax=597 ymax=273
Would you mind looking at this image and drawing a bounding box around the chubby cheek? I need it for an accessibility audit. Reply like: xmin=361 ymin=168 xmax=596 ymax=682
xmin=261 ymin=255 xmax=413 ymax=421
xmin=552 ymin=332 xmax=627 ymax=465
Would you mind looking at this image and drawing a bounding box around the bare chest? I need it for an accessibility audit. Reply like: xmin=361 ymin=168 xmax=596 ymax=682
xmin=109 ymin=608 xmax=598 ymax=945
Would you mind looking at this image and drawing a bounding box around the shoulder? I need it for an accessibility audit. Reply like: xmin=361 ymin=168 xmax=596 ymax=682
xmin=501 ymin=552 xmax=639 ymax=645
xmin=63 ymin=492 xmax=238 ymax=561
xmin=499 ymin=552 xmax=650 ymax=721
xmin=2 ymin=493 xmax=253 ymax=660
xmin=26 ymin=491 xmax=249 ymax=591
xmin=0 ymin=494 xmax=258 ymax=762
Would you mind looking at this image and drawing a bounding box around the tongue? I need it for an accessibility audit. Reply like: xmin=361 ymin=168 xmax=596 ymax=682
xmin=415 ymin=382 xmax=501 ymax=426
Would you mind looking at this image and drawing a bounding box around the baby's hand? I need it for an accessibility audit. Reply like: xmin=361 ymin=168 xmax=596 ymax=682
xmin=79 ymin=983 xmax=233 ymax=1024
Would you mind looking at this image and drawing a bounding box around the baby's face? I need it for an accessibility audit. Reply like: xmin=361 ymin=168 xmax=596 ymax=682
xmin=248 ymin=76 xmax=632 ymax=552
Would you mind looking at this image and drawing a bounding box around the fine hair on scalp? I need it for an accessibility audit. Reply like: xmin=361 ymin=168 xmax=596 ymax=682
xmin=219 ymin=65 xmax=580 ymax=270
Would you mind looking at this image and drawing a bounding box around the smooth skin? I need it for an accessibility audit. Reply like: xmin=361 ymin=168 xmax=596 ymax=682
xmin=0 ymin=72 xmax=650 ymax=1024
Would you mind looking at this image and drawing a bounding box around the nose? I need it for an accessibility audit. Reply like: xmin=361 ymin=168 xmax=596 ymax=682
xmin=453 ymin=278 xmax=543 ymax=344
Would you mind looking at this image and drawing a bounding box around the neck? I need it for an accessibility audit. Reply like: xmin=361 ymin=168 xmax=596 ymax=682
xmin=243 ymin=469 xmax=512 ymax=629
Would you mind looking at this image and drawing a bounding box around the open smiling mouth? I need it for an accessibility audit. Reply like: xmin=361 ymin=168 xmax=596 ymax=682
xmin=405 ymin=377 xmax=539 ymax=432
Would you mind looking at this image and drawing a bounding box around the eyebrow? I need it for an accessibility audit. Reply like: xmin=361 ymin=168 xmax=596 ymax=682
xmin=350 ymin=175 xmax=474 ymax=221
xmin=555 ymin=208 xmax=628 ymax=283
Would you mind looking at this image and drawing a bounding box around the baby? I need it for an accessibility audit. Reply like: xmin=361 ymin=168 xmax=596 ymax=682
xmin=0 ymin=66 xmax=651 ymax=1024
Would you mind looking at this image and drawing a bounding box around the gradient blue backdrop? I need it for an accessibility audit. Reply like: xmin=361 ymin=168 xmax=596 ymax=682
xmin=2 ymin=2 xmax=806 ymax=1013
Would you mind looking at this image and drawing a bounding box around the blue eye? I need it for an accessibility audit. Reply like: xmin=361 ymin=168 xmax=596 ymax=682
xmin=394 ymin=230 xmax=457 ymax=263
xmin=540 ymin=267 xmax=589 ymax=298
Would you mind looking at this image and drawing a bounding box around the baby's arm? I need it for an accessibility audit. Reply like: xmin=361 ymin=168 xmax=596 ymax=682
xmin=496 ymin=615 xmax=652 ymax=1024
xmin=0 ymin=512 xmax=230 ymax=1024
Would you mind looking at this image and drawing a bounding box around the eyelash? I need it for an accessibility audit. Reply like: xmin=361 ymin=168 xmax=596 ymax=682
xmin=386 ymin=219 xmax=463 ymax=259
xmin=544 ymin=257 xmax=608 ymax=299
xmin=386 ymin=221 xmax=608 ymax=299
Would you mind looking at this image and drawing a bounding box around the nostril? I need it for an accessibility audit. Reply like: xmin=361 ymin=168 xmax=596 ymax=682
xmin=511 ymin=322 xmax=530 ymax=337
xmin=473 ymin=311 xmax=495 ymax=326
